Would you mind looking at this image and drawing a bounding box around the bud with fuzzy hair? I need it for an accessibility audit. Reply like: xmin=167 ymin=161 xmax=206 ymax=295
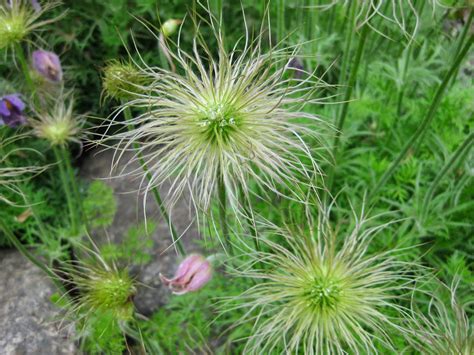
xmin=30 ymin=92 xmax=85 ymax=146
xmin=101 ymin=59 xmax=146 ymax=101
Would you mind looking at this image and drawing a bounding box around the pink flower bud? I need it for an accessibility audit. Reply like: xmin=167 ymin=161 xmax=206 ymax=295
xmin=160 ymin=254 xmax=212 ymax=295
xmin=32 ymin=50 xmax=62 ymax=82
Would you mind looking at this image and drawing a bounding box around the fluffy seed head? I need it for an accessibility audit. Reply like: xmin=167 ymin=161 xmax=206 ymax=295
xmin=102 ymin=11 xmax=328 ymax=216
xmin=30 ymin=93 xmax=85 ymax=146
xmin=0 ymin=0 xmax=61 ymax=50
xmin=407 ymin=279 xmax=473 ymax=354
xmin=0 ymin=133 xmax=45 ymax=205
xmin=228 ymin=206 xmax=419 ymax=354
xmin=58 ymin=250 xmax=137 ymax=322
xmin=102 ymin=59 xmax=146 ymax=100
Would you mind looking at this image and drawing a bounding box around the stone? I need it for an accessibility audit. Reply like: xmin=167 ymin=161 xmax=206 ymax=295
xmin=0 ymin=249 xmax=76 ymax=355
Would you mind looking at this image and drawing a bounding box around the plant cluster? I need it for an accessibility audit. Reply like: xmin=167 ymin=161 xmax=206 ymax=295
xmin=0 ymin=0 xmax=472 ymax=354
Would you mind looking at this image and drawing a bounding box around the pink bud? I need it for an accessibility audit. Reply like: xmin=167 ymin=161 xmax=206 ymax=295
xmin=160 ymin=254 xmax=212 ymax=295
xmin=32 ymin=50 xmax=63 ymax=82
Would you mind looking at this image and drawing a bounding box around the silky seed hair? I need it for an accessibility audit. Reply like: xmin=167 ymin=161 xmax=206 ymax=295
xmin=222 ymin=204 xmax=423 ymax=354
xmin=0 ymin=133 xmax=45 ymax=205
xmin=98 ymin=6 xmax=331 ymax=221
xmin=407 ymin=278 xmax=473 ymax=355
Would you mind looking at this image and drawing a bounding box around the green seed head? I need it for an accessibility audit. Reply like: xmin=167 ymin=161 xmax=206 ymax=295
xmin=41 ymin=121 xmax=73 ymax=145
xmin=307 ymin=277 xmax=342 ymax=310
xmin=102 ymin=60 xmax=145 ymax=100
xmin=198 ymin=102 xmax=240 ymax=144
xmin=83 ymin=269 xmax=136 ymax=321
xmin=0 ymin=14 xmax=28 ymax=49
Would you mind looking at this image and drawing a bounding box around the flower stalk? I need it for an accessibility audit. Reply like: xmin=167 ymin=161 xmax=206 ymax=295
xmin=122 ymin=103 xmax=185 ymax=256
xmin=217 ymin=170 xmax=233 ymax=255
xmin=52 ymin=144 xmax=79 ymax=235
xmin=15 ymin=42 xmax=34 ymax=92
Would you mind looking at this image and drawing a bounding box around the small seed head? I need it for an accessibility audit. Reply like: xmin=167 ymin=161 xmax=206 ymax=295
xmin=0 ymin=14 xmax=28 ymax=49
xmin=102 ymin=60 xmax=144 ymax=100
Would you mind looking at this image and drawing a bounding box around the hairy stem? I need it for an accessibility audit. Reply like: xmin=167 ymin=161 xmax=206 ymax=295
xmin=370 ymin=34 xmax=474 ymax=201
xmin=60 ymin=146 xmax=85 ymax=225
xmin=122 ymin=104 xmax=185 ymax=255
xmin=15 ymin=43 xmax=34 ymax=92
xmin=218 ymin=173 xmax=233 ymax=255
xmin=53 ymin=145 xmax=78 ymax=235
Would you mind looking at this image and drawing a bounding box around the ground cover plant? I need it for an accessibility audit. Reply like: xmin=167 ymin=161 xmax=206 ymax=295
xmin=0 ymin=0 xmax=472 ymax=353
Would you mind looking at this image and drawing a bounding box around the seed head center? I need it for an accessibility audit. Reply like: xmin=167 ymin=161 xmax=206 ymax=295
xmin=308 ymin=277 xmax=341 ymax=309
xmin=200 ymin=103 xmax=236 ymax=130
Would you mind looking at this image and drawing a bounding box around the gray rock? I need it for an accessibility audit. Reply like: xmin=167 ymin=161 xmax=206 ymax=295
xmin=0 ymin=249 xmax=76 ymax=355
xmin=80 ymin=148 xmax=203 ymax=315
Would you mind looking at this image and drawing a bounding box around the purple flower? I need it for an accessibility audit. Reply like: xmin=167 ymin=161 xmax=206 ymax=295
xmin=7 ymin=0 xmax=41 ymax=12
xmin=288 ymin=57 xmax=305 ymax=79
xmin=30 ymin=0 xmax=41 ymax=12
xmin=0 ymin=94 xmax=27 ymax=128
xmin=32 ymin=50 xmax=63 ymax=82
xmin=160 ymin=254 xmax=212 ymax=295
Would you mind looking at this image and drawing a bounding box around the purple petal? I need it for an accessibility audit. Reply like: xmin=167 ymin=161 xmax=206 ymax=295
xmin=31 ymin=0 xmax=41 ymax=12
xmin=0 ymin=101 xmax=10 ymax=116
xmin=2 ymin=94 xmax=25 ymax=112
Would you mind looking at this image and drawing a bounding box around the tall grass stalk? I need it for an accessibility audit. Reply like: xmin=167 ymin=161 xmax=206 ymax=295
xmin=122 ymin=104 xmax=185 ymax=255
xmin=370 ymin=34 xmax=474 ymax=200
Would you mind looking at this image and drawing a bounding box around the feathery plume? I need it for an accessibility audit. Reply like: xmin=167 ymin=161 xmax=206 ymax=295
xmin=30 ymin=92 xmax=85 ymax=146
xmin=407 ymin=278 xmax=473 ymax=354
xmin=100 ymin=7 xmax=328 ymax=219
xmin=225 ymin=204 xmax=421 ymax=354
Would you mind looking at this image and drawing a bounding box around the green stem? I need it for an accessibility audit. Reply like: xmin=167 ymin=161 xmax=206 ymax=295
xmin=53 ymin=145 xmax=78 ymax=235
xmin=450 ymin=10 xmax=473 ymax=87
xmin=218 ymin=173 xmax=233 ymax=255
xmin=370 ymin=34 xmax=474 ymax=201
xmin=122 ymin=104 xmax=185 ymax=255
xmin=15 ymin=43 xmax=34 ymax=92
xmin=423 ymin=133 xmax=473 ymax=207
xmin=0 ymin=218 xmax=64 ymax=292
xmin=337 ymin=0 xmax=357 ymax=85
xmin=239 ymin=187 xmax=260 ymax=252
xmin=59 ymin=146 xmax=86 ymax=229
xmin=326 ymin=21 xmax=370 ymax=195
